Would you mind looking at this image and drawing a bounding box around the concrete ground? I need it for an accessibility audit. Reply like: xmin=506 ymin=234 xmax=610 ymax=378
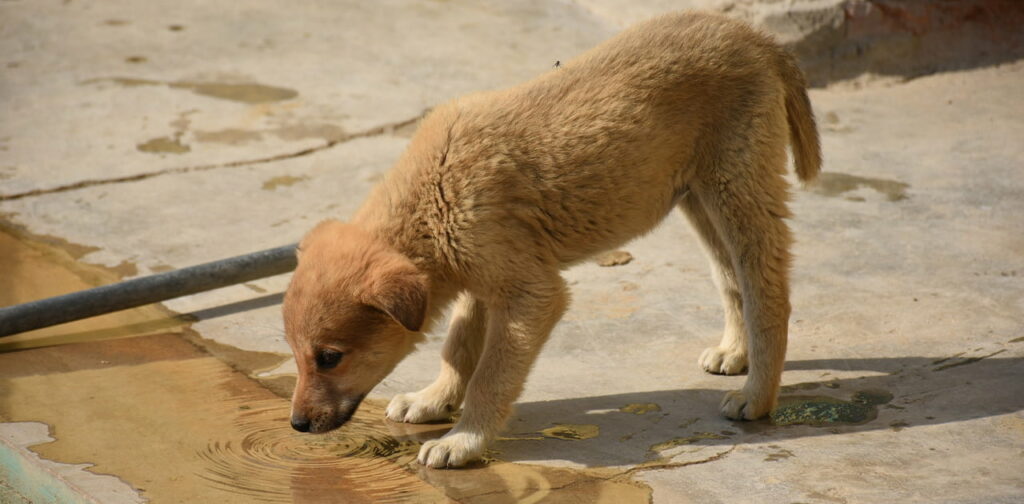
xmin=2 ymin=0 xmax=1022 ymax=502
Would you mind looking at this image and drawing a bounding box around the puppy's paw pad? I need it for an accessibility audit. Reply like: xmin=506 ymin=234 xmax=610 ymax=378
xmin=386 ymin=392 xmax=451 ymax=424
xmin=699 ymin=346 xmax=747 ymax=375
xmin=417 ymin=431 xmax=485 ymax=468
xmin=720 ymin=389 xmax=771 ymax=420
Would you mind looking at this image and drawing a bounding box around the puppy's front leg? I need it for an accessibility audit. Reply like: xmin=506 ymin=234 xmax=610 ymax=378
xmin=387 ymin=293 xmax=486 ymax=423
xmin=418 ymin=283 xmax=568 ymax=468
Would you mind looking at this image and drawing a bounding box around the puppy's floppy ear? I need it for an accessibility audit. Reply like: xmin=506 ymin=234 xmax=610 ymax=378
xmin=367 ymin=266 xmax=429 ymax=332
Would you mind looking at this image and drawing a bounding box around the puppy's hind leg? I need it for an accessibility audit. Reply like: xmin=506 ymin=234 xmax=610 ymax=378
xmin=387 ymin=293 xmax=487 ymax=423
xmin=696 ymin=138 xmax=794 ymax=421
xmin=679 ymin=194 xmax=748 ymax=375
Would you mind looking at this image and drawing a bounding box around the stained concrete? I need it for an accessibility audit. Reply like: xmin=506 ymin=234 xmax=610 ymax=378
xmin=2 ymin=0 xmax=1023 ymax=502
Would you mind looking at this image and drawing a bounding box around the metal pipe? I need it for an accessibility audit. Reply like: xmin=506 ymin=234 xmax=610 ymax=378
xmin=0 ymin=244 xmax=298 ymax=338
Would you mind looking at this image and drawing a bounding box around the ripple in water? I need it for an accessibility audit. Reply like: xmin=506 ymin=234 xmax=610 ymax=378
xmin=195 ymin=399 xmax=436 ymax=503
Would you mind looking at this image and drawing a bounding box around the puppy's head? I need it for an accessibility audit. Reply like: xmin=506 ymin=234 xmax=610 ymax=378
xmin=284 ymin=220 xmax=428 ymax=433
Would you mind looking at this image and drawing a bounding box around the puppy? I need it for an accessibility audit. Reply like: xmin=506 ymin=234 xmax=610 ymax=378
xmin=284 ymin=11 xmax=821 ymax=468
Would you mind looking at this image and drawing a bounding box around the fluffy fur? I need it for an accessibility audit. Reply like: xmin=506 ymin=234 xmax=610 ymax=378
xmin=284 ymin=11 xmax=821 ymax=468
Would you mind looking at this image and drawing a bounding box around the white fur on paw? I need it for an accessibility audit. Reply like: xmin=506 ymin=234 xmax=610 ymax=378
xmin=417 ymin=431 xmax=486 ymax=468
xmin=720 ymin=388 xmax=772 ymax=420
xmin=699 ymin=346 xmax=748 ymax=375
xmin=385 ymin=391 xmax=452 ymax=424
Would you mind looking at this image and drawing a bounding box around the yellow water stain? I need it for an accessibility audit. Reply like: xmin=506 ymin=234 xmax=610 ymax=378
xmin=539 ymin=424 xmax=600 ymax=441
xmin=137 ymin=135 xmax=190 ymax=154
xmin=178 ymin=81 xmax=298 ymax=104
xmin=595 ymin=250 xmax=634 ymax=267
xmin=108 ymin=259 xmax=138 ymax=278
xmin=89 ymin=77 xmax=298 ymax=104
xmin=193 ymin=128 xmax=263 ymax=145
xmin=812 ymin=172 xmax=909 ymax=202
xmin=649 ymin=432 xmax=728 ymax=452
xmin=271 ymin=122 xmax=347 ymax=142
xmin=0 ymin=223 xmax=187 ymax=351
xmin=619 ymin=403 xmax=661 ymax=415
xmin=195 ymin=122 xmax=346 ymax=146
xmin=261 ymin=175 xmax=309 ymax=191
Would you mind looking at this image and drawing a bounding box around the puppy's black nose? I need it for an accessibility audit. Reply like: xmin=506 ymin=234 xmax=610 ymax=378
xmin=291 ymin=416 xmax=311 ymax=433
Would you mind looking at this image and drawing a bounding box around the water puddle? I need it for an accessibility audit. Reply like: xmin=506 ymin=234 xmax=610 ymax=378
xmin=0 ymin=332 xmax=651 ymax=502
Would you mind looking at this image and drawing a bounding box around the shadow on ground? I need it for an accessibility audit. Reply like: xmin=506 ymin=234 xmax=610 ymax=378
xmin=492 ymin=354 xmax=1023 ymax=468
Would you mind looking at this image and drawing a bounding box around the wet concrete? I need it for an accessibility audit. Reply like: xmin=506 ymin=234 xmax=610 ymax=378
xmin=2 ymin=1 xmax=1024 ymax=502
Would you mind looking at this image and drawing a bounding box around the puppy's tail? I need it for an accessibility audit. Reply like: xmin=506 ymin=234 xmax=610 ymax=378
xmin=776 ymin=50 xmax=822 ymax=183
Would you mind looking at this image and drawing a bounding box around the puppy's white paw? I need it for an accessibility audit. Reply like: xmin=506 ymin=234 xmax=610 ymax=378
xmin=720 ymin=388 xmax=773 ymax=420
xmin=386 ymin=391 xmax=452 ymax=424
xmin=699 ymin=346 xmax=748 ymax=375
xmin=417 ymin=430 xmax=486 ymax=468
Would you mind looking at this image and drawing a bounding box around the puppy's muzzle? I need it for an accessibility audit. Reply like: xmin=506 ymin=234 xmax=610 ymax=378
xmin=291 ymin=394 xmax=366 ymax=434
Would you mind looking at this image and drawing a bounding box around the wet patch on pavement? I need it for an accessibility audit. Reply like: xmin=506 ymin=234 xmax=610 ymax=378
xmin=812 ymin=172 xmax=910 ymax=202
xmin=85 ymin=77 xmax=299 ymax=104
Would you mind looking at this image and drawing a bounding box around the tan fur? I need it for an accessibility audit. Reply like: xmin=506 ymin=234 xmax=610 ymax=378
xmin=284 ymin=11 xmax=821 ymax=468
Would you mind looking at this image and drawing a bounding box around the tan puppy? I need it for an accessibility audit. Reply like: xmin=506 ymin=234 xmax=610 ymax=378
xmin=284 ymin=11 xmax=821 ymax=468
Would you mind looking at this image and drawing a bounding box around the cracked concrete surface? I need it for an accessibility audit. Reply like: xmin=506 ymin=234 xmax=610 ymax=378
xmin=2 ymin=0 xmax=1023 ymax=502
xmin=0 ymin=112 xmax=424 ymax=202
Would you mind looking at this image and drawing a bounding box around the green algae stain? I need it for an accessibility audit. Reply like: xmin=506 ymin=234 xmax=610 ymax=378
xmin=771 ymin=389 xmax=894 ymax=427
xmin=619 ymin=403 xmax=661 ymax=415
xmin=539 ymin=424 xmax=599 ymax=441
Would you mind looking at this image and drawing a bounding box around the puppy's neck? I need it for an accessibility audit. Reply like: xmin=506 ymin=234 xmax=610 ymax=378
xmin=352 ymin=206 xmax=458 ymax=324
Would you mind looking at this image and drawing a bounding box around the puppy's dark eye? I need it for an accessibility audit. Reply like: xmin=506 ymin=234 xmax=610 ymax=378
xmin=315 ymin=349 xmax=343 ymax=370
